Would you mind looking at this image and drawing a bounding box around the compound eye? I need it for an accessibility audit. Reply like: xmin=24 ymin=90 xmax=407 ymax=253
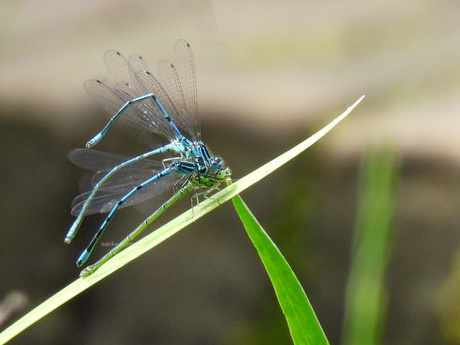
xmin=210 ymin=157 xmax=223 ymax=169
xmin=216 ymin=167 xmax=231 ymax=180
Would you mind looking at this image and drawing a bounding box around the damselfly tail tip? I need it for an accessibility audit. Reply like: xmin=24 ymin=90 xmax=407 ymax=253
xmin=76 ymin=250 xmax=90 ymax=267
xmin=86 ymin=140 xmax=96 ymax=148
xmin=86 ymin=133 xmax=103 ymax=148
xmin=80 ymin=267 xmax=93 ymax=278
xmin=65 ymin=222 xmax=80 ymax=244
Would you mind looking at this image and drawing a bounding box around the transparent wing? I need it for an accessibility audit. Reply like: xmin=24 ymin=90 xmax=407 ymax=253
xmin=68 ymin=148 xmax=160 ymax=170
xmin=134 ymin=70 xmax=186 ymax=135
xmin=84 ymin=51 xmax=179 ymax=141
xmin=157 ymin=40 xmax=200 ymax=141
xmin=68 ymin=149 xmax=184 ymax=216
xmin=85 ymin=42 xmax=200 ymax=142
xmin=173 ymin=40 xmax=199 ymax=138
xmin=104 ymin=50 xmax=138 ymax=88
xmin=71 ymin=172 xmax=184 ymax=216
xmin=128 ymin=53 xmax=151 ymax=75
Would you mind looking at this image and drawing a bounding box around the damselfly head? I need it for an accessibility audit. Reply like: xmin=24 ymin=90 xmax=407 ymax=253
xmin=215 ymin=166 xmax=231 ymax=181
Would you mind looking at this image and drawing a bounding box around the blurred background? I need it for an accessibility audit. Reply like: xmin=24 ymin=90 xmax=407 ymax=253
xmin=1 ymin=0 xmax=460 ymax=344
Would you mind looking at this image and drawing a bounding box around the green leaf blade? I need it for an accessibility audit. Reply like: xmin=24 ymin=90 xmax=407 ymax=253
xmin=232 ymin=195 xmax=329 ymax=345
xmin=342 ymin=148 xmax=399 ymax=345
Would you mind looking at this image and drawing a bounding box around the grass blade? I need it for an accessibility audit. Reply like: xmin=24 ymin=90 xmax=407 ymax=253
xmin=232 ymin=195 xmax=329 ymax=345
xmin=342 ymin=147 xmax=399 ymax=345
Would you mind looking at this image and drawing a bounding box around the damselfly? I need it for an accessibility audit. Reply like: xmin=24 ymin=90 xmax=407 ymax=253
xmin=65 ymin=40 xmax=231 ymax=274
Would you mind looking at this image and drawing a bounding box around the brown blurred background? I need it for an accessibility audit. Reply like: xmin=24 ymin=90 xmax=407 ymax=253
xmin=0 ymin=0 xmax=460 ymax=344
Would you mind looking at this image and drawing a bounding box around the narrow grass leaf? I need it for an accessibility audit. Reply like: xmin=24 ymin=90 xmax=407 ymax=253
xmin=342 ymin=147 xmax=399 ymax=345
xmin=232 ymin=195 xmax=329 ymax=345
